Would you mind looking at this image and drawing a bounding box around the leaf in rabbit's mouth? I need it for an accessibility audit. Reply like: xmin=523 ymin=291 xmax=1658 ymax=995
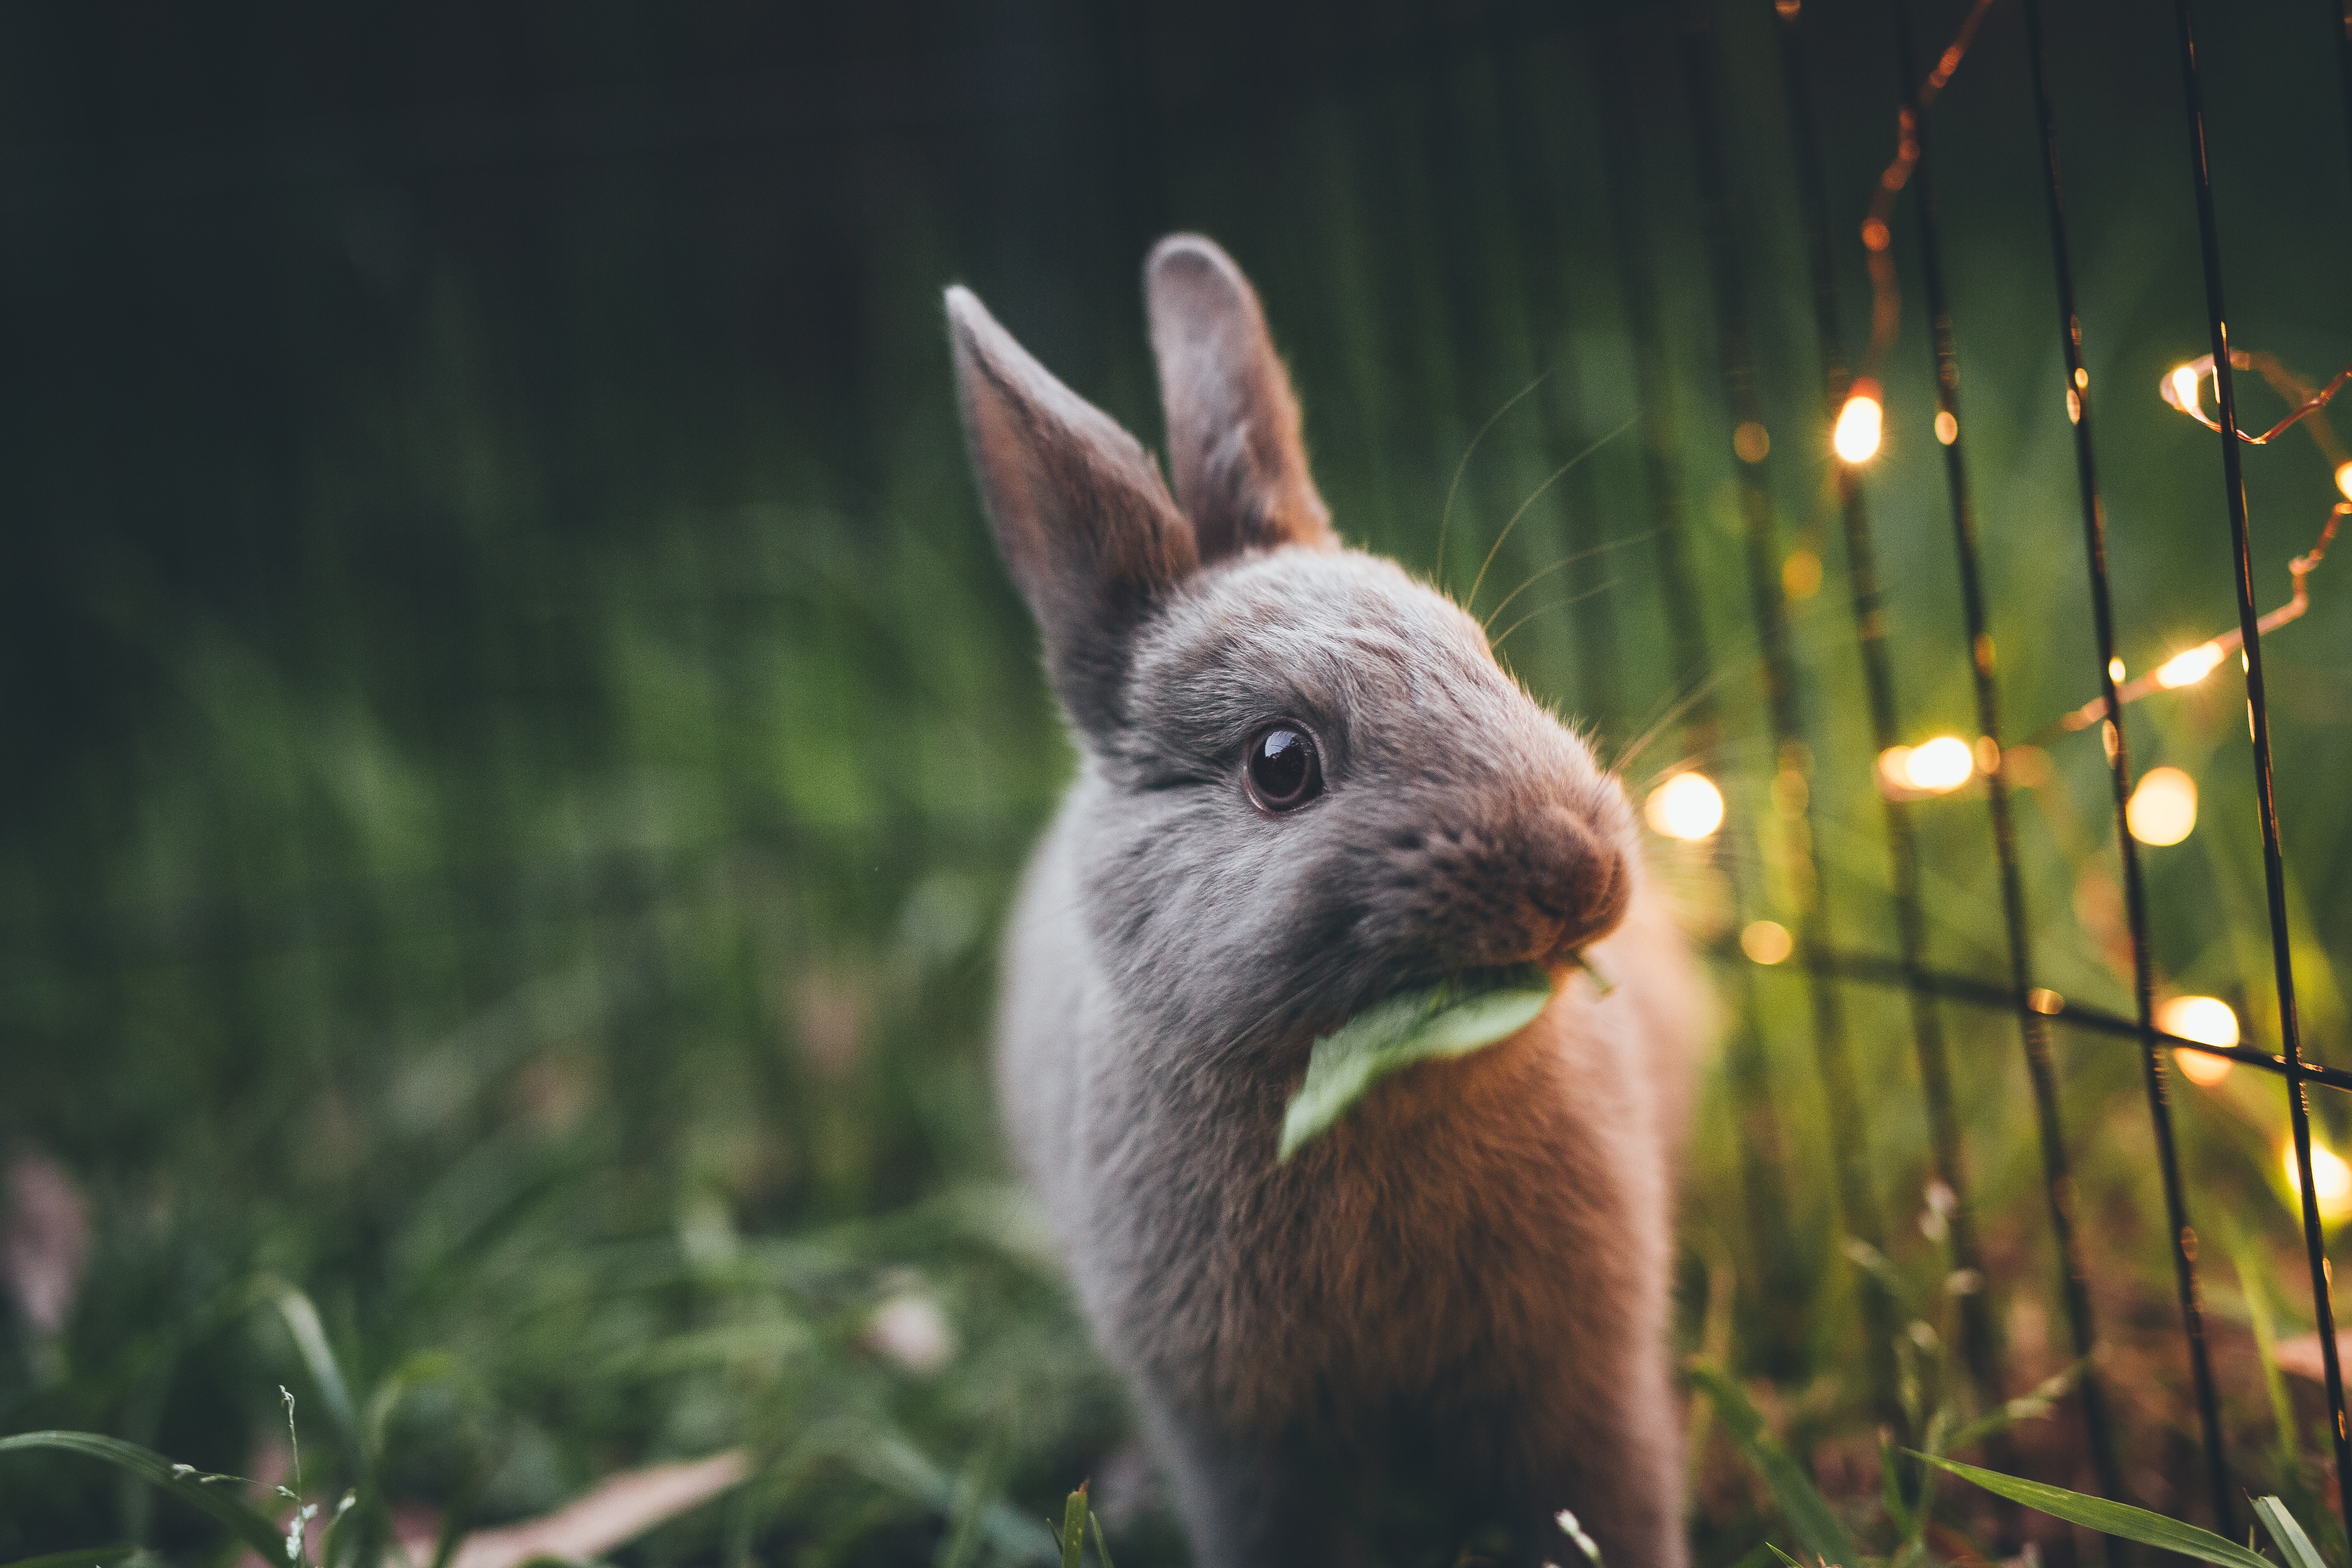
xmin=1276 ymin=962 xmax=1557 ymax=1162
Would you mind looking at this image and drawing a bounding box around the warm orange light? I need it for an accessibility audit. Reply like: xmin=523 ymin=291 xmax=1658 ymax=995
xmin=2169 ymin=363 xmax=2203 ymax=414
xmin=1933 ymin=410 xmax=1958 ymax=445
xmin=2154 ymin=642 xmax=2226 ymax=690
xmin=2285 ymin=1137 xmax=2352 ymax=1227
xmin=2158 ymin=996 xmax=2240 ymax=1087
xmin=2127 ymin=766 xmax=2198 ymax=846
xmin=2337 ymin=459 xmax=2352 ymax=504
xmin=1740 ymin=920 xmax=1793 ymax=965
xmin=1834 ymin=381 xmax=1884 ymax=463
xmin=1644 ymin=772 xmax=1724 ymax=840
xmin=1876 ymin=737 xmax=1977 ymax=800
xmin=1902 ymin=735 xmax=1976 ymax=793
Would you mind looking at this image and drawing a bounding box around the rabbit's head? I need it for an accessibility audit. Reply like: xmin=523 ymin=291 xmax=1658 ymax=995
xmin=950 ymin=236 xmax=1636 ymax=1060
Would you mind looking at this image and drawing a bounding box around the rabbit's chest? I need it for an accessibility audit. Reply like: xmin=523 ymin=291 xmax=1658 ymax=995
xmin=1114 ymin=1026 xmax=1652 ymax=1429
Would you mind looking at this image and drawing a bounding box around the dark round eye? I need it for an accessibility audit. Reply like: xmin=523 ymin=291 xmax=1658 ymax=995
xmin=1245 ymin=724 xmax=1323 ymax=812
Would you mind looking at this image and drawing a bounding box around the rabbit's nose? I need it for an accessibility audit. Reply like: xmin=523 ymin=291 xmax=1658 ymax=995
xmin=1521 ymin=804 xmax=1631 ymax=958
xmin=1422 ymin=804 xmax=1630 ymax=971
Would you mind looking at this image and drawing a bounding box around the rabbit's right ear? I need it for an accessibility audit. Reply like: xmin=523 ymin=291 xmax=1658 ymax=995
xmin=948 ymin=285 xmax=1200 ymax=734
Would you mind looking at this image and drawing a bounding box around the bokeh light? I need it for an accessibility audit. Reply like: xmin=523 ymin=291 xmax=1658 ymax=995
xmin=1644 ymin=772 xmax=1724 ymax=840
xmin=1833 ymin=382 xmax=1883 ymax=463
xmin=1740 ymin=921 xmax=1793 ymax=965
xmin=1902 ymin=735 xmax=1975 ymax=793
xmin=2284 ymin=1137 xmax=2352 ymax=1228
xmin=2157 ymin=995 xmax=2239 ymax=1087
xmin=2127 ymin=766 xmax=2198 ymax=846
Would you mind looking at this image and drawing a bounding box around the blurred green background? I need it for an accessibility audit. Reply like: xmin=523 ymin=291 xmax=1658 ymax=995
xmin=5 ymin=0 xmax=2352 ymax=1561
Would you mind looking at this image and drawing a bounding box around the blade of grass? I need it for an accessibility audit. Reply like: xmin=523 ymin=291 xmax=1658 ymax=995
xmin=1686 ymin=1363 xmax=1861 ymax=1568
xmin=2229 ymin=1227 xmax=2303 ymax=1472
xmin=256 ymin=1280 xmax=361 ymax=1463
xmin=0 ymin=1433 xmax=285 ymax=1559
xmin=1058 ymin=1488 xmax=1087 ymax=1568
xmin=1087 ymin=1510 xmax=1115 ymax=1568
xmin=0 ymin=1544 xmax=139 ymax=1568
xmin=2252 ymin=1495 xmax=2327 ymax=1568
xmin=1911 ymin=1453 xmax=2270 ymax=1566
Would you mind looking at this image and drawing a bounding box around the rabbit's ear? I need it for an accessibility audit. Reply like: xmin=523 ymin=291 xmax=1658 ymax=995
xmin=947 ymin=284 xmax=1200 ymax=733
xmin=1145 ymin=234 xmax=1336 ymax=562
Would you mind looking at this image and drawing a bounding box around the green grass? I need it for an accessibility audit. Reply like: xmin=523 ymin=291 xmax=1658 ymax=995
xmin=7 ymin=0 xmax=2352 ymax=1563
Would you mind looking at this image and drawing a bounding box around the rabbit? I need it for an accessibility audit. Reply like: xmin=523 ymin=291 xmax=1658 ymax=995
xmin=946 ymin=234 xmax=1705 ymax=1568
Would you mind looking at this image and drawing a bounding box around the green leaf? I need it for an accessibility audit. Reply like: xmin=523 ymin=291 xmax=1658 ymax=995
xmin=1762 ymin=1547 xmax=1804 ymax=1568
xmin=1686 ymin=1363 xmax=1861 ymax=1568
xmin=1058 ymin=1488 xmax=1087 ymax=1568
xmin=0 ymin=1432 xmax=285 ymax=1560
xmin=2254 ymin=1494 xmax=2328 ymax=1568
xmin=1278 ymin=965 xmax=1555 ymax=1160
xmin=1911 ymin=1453 xmax=2270 ymax=1567
xmin=0 ymin=1544 xmax=139 ymax=1568
xmin=1087 ymin=1509 xmax=1116 ymax=1568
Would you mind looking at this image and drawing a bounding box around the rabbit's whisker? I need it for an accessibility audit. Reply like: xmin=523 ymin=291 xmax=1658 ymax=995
xmin=1488 ymin=579 xmax=1618 ymax=656
xmin=1483 ymin=527 xmax=1660 ymax=634
xmin=1466 ymin=414 xmax=1640 ymax=612
xmin=1435 ymin=371 xmax=1553 ymax=586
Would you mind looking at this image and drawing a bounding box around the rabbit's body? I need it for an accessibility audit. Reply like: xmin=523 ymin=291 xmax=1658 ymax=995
xmin=952 ymin=238 xmax=1703 ymax=1566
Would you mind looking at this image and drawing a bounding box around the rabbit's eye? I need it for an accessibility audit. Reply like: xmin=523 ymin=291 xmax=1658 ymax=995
xmin=1245 ymin=724 xmax=1323 ymax=812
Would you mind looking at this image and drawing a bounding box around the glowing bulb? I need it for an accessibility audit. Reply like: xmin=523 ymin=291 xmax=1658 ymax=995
xmin=2284 ymin=1137 xmax=2352 ymax=1227
xmin=1740 ymin=920 xmax=1793 ymax=965
xmin=1902 ymin=735 xmax=1976 ymax=793
xmin=2158 ymin=996 xmax=2240 ymax=1087
xmin=2108 ymin=656 xmax=2126 ymax=684
xmin=2169 ymin=364 xmax=2202 ymax=412
xmin=2337 ymin=459 xmax=2352 ymax=504
xmin=1833 ymin=381 xmax=1884 ymax=463
xmin=1645 ymin=772 xmax=1724 ymax=840
xmin=2154 ymin=642 xmax=2225 ymax=689
xmin=1933 ymin=410 xmax=1958 ymax=445
xmin=2126 ymin=766 xmax=2198 ymax=846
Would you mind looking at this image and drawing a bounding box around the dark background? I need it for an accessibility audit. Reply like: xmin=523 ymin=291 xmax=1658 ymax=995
xmin=5 ymin=0 xmax=2352 ymax=1561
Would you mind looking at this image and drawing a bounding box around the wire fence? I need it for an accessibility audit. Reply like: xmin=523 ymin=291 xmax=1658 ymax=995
xmin=1632 ymin=0 xmax=2352 ymax=1542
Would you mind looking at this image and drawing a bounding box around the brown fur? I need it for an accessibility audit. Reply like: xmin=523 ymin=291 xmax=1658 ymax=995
xmin=949 ymin=236 xmax=1705 ymax=1567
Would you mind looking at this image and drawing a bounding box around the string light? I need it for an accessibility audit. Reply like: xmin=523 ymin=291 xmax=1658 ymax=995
xmin=1852 ymin=0 xmax=2000 ymax=426
xmin=2158 ymin=352 xmax=2350 ymax=445
xmin=1877 ymin=734 xmax=1976 ymax=799
xmin=1644 ymin=772 xmax=1724 ymax=840
xmin=2284 ymin=1136 xmax=2352 ymax=1229
xmin=2153 ymin=643 xmax=2227 ymax=689
xmin=2157 ymin=995 xmax=2239 ymax=1087
xmin=2042 ymin=345 xmax=2348 ymax=741
xmin=2126 ymin=766 xmax=2197 ymax=846
xmin=1834 ymin=378 xmax=1884 ymax=463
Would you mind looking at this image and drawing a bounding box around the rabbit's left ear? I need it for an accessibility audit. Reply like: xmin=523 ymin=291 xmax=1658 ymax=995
xmin=1145 ymin=234 xmax=1337 ymax=562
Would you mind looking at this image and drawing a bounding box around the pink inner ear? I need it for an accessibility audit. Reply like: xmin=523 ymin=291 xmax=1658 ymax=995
xmin=1146 ymin=235 xmax=1336 ymax=563
xmin=947 ymin=283 xmax=1200 ymax=733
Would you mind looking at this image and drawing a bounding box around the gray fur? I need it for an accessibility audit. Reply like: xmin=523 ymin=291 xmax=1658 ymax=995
xmin=950 ymin=237 xmax=1705 ymax=1567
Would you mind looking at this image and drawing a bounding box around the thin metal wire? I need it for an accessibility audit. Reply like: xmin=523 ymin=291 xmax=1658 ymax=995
xmin=1594 ymin=16 xmax=1806 ymax=1371
xmin=1875 ymin=0 xmax=2005 ymax=1414
xmin=1764 ymin=944 xmax=2352 ymax=1093
xmin=2172 ymin=0 xmax=2352 ymax=1530
xmin=1677 ymin=16 xmax=1895 ymax=1389
xmin=2008 ymin=13 xmax=2202 ymax=1526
